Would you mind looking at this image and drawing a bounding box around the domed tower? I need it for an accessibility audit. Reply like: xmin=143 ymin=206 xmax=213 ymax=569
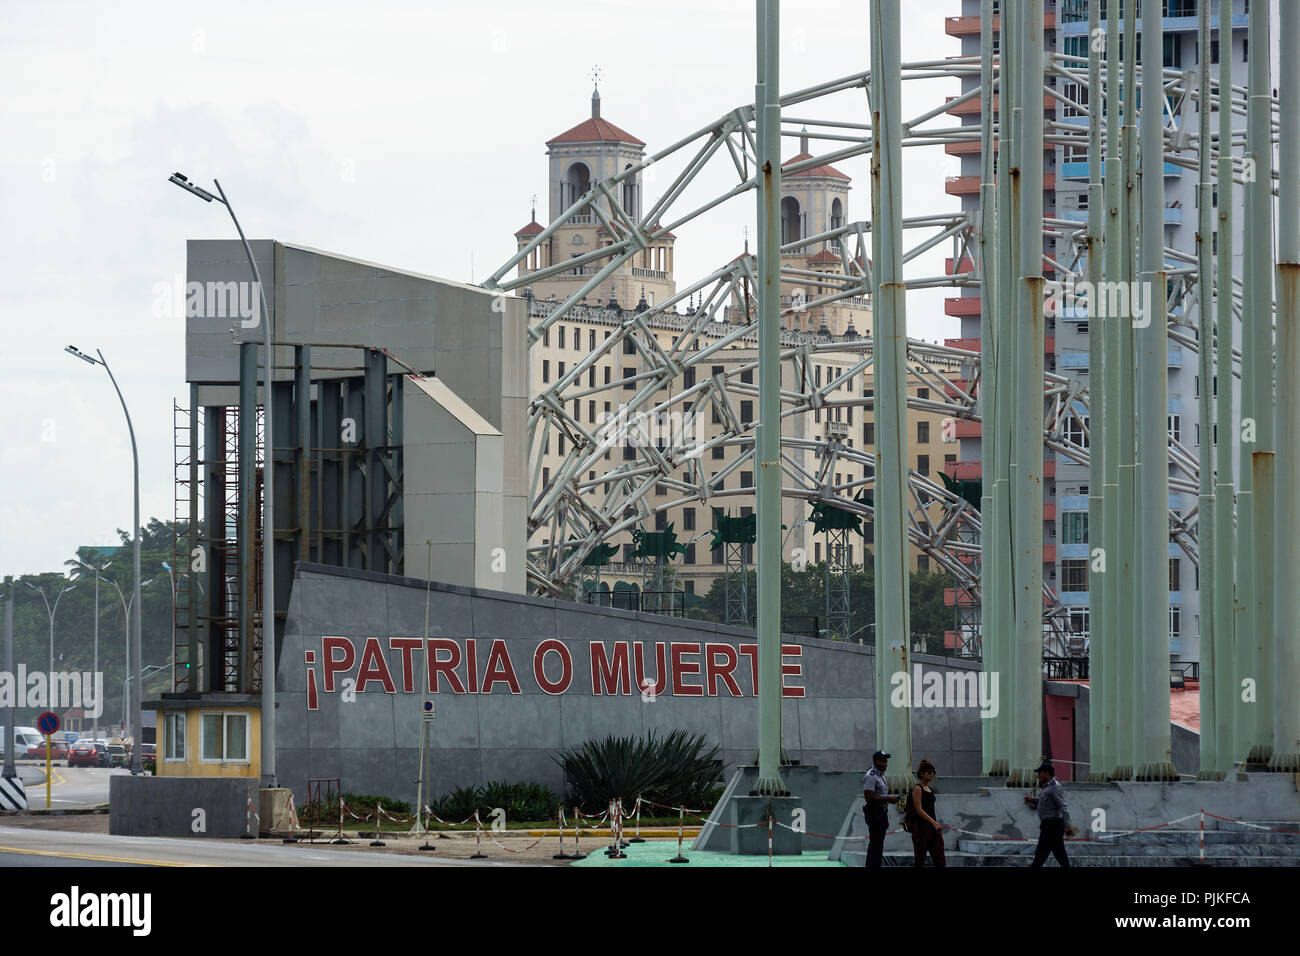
xmin=514 ymin=87 xmax=676 ymax=309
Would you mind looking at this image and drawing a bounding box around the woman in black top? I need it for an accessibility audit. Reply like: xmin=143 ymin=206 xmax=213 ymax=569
xmin=909 ymin=759 xmax=946 ymax=868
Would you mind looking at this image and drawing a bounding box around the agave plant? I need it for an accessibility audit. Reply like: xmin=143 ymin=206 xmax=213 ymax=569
xmin=556 ymin=729 xmax=721 ymax=813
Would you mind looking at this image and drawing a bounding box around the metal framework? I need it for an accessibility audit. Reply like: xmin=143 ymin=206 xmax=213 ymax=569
xmin=484 ymin=0 xmax=1296 ymax=781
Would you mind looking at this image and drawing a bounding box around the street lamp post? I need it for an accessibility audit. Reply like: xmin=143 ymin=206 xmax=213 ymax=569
xmin=66 ymin=345 xmax=144 ymax=774
xmin=23 ymin=580 xmax=75 ymax=681
xmin=169 ymin=172 xmax=277 ymax=788
xmin=161 ymin=562 xmax=176 ymax=688
xmin=100 ymin=576 xmax=151 ymax=746
xmin=69 ymin=558 xmax=111 ymax=747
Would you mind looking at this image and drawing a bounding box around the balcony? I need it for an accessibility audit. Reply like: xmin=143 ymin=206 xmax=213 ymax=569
xmin=944 ymin=11 xmax=1055 ymax=37
xmin=945 ymin=257 xmax=976 ymax=276
xmin=1043 ymin=544 xmax=1057 ymax=563
xmin=945 ymin=461 xmax=982 ymax=481
xmin=946 ymin=172 xmax=1055 ymax=195
xmin=1163 ymin=204 xmax=1184 ymax=226
xmin=945 ymin=297 xmax=983 ymax=317
xmin=952 ymin=420 xmax=982 ymax=439
xmin=945 ymin=336 xmax=981 ymax=353
xmin=946 ymin=94 xmax=1056 ymax=117
xmin=1168 ymin=346 xmax=1184 ymax=368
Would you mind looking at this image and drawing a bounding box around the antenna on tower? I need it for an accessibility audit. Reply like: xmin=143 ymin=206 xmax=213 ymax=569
xmin=591 ymin=66 xmax=603 ymax=118
xmin=530 ymin=193 xmax=537 ymax=222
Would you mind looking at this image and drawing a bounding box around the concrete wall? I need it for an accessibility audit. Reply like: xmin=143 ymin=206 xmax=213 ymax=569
xmin=276 ymin=563 xmax=987 ymax=805
xmin=109 ymin=776 xmax=259 ymax=838
xmin=403 ymin=376 xmax=523 ymax=593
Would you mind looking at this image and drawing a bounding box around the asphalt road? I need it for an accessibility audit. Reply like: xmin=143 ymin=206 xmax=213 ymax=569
xmin=0 ymin=826 xmax=522 ymax=867
xmin=12 ymin=762 xmax=115 ymax=809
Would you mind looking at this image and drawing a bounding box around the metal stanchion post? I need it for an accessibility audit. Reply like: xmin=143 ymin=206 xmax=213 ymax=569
xmin=668 ymin=806 xmax=689 ymax=864
xmin=470 ymin=810 xmax=487 ymax=859
xmin=370 ymin=802 xmax=386 ymax=848
xmin=628 ymin=795 xmax=645 ymax=844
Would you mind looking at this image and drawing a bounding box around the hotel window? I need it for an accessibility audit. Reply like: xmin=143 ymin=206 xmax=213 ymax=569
xmin=741 ymin=369 xmax=753 ymax=384
xmin=1061 ymin=559 xmax=1089 ymax=592
xmin=589 ymin=330 xmax=596 ymax=350
xmin=917 ymin=388 xmax=929 ymax=401
xmin=558 ymin=436 xmax=566 ymax=456
xmin=685 ymin=543 xmax=697 ymax=565
xmin=684 ymin=368 xmax=696 ymax=388
xmin=1062 ymin=512 xmax=1088 ymax=544
xmin=605 ymin=367 xmax=611 ymax=385
xmin=558 ymin=361 xmax=566 ymax=378
xmin=917 ymin=455 xmax=929 ymax=475
xmin=589 ymin=400 xmax=596 ymax=422
xmin=917 ymin=421 xmax=930 ymax=444
xmin=917 ymin=555 xmax=929 ymax=572
xmin=200 ymin=712 xmax=249 ymax=763
xmin=1170 ymin=558 xmax=1181 ymax=592
xmin=655 ymin=511 xmax=667 ymax=530
xmin=741 ymin=471 xmax=753 ymax=489
xmin=542 ymin=360 xmax=550 ymax=383
xmin=543 ymin=467 xmax=550 ymax=487
xmin=559 ymin=327 xmax=566 ymax=349
xmin=864 ymin=422 xmax=874 ymax=444
xmin=683 ymin=508 xmax=696 ymax=530
xmin=740 ymin=400 xmax=754 ymax=424
xmin=1170 ymin=605 xmax=1181 ymax=638
xmin=624 ymin=367 xmax=635 ymax=390
xmin=1168 ymin=414 xmax=1181 ymax=443
xmin=624 ymin=337 xmax=636 ymax=354
xmin=589 ymin=368 xmax=595 ymax=387
xmin=712 ymin=445 xmax=725 ymax=460
xmin=164 ymin=713 xmax=185 ymax=761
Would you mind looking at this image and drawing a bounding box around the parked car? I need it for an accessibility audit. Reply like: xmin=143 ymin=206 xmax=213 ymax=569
xmin=25 ymin=740 xmax=69 ymax=760
xmin=141 ymin=743 xmax=156 ymax=774
xmin=67 ymin=741 xmax=108 ymax=768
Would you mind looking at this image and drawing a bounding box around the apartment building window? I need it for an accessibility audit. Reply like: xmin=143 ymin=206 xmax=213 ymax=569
xmin=945 ymin=453 xmax=957 ymax=467
xmin=543 ymin=467 xmax=550 ymax=486
xmin=604 ymin=367 xmax=611 ymax=385
xmin=1168 ymin=414 xmax=1181 ymax=443
xmin=864 ymin=422 xmax=874 ymax=444
xmin=1062 ymin=512 xmax=1089 ymax=544
xmin=1061 ymin=559 xmax=1089 ymax=592
xmin=712 ymin=365 xmax=723 ymax=378
xmin=623 ymin=445 xmax=635 ymax=460
xmin=815 ymin=542 xmax=822 ymax=563
xmin=917 ymin=421 xmax=930 ymax=444
xmin=1170 ymin=558 xmax=1181 ymax=593
xmin=558 ymin=436 xmax=566 ymax=456
xmin=573 ymin=399 xmax=580 ymax=422
xmin=685 ymin=543 xmax=697 ymax=565
xmin=655 ymin=482 xmax=666 ymax=496
xmin=741 ymin=471 xmax=753 ymax=489
xmin=1067 ymin=607 xmax=1090 ymax=638
xmin=589 ymin=368 xmax=595 ymax=388
xmin=1170 ymin=605 xmax=1181 ymax=638
xmin=741 ymin=400 xmax=754 ymax=424
xmin=917 ymin=555 xmax=929 ymax=572
xmin=683 ymin=507 xmax=696 ymax=530
xmin=559 ymin=327 xmax=566 ymax=349
xmin=655 ymin=511 xmax=667 ymax=530
xmin=741 ymin=369 xmax=753 ymax=384
xmin=712 ymin=404 xmax=722 ymax=425
xmin=542 ymin=329 xmax=550 ymax=347
xmin=542 ymin=360 xmax=550 ymax=383
xmin=684 ymin=367 xmax=696 ymax=388
xmin=624 ymin=543 xmax=636 ymax=563
xmin=712 ymin=445 xmax=725 ymax=460
xmin=558 ymin=361 xmax=566 ymax=378
xmin=917 ymin=454 xmax=929 ymax=475
xmin=589 ymin=400 xmax=596 ymax=422
xmin=1064 ymin=415 xmax=1089 ymax=448
xmin=589 ymin=330 xmax=596 ymax=350
xmin=624 ymin=367 xmax=635 ymax=390
xmin=917 ymin=388 xmax=929 ymax=401
xmin=543 ymin=434 xmax=550 ymax=455
xmin=624 ymin=337 xmax=636 ymax=355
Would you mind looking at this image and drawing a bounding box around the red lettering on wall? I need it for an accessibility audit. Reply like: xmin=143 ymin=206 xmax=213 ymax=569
xmin=322 ymin=637 xmax=355 ymax=692
xmin=591 ymin=642 xmax=632 ymax=695
xmin=533 ymin=639 xmax=573 ymax=695
xmin=465 ymin=639 xmax=479 ymax=694
xmin=671 ymin=643 xmax=703 ymax=696
xmin=481 ymin=640 xmax=522 ymax=694
xmin=634 ymin=642 xmax=667 ymax=698
xmin=704 ymin=643 xmax=742 ymax=697
xmin=389 ymin=638 xmax=423 ymax=693
xmin=781 ymin=644 xmax=806 ymax=698
xmin=738 ymin=644 xmax=759 ymax=695
xmin=426 ymin=639 xmax=466 ymax=694
xmin=356 ymin=637 xmax=397 ymax=694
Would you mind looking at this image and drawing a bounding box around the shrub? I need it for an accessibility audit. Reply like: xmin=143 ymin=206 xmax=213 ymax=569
xmin=430 ymin=781 xmax=562 ymax=824
xmin=338 ymin=792 xmax=410 ymax=816
xmin=557 ymin=729 xmax=722 ymax=814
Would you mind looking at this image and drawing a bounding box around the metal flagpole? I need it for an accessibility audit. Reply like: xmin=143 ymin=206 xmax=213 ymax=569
xmin=1213 ymin=0 xmax=1238 ymax=774
xmin=990 ymin=0 xmax=1019 ymax=780
xmin=1084 ymin=0 xmax=1109 ymax=782
xmin=977 ymin=0 xmax=1000 ymax=776
xmin=1008 ymin=0 xmax=1046 ymax=787
xmin=1134 ymin=0 xmax=1175 ymax=781
xmin=1112 ymin=0 xmax=1140 ymax=782
xmin=1271 ymin=0 xmax=1300 ymax=773
xmin=2 ymin=581 xmax=15 ymax=782
xmin=753 ymin=0 xmax=786 ymax=797
xmin=871 ymin=0 xmax=913 ymax=792
xmin=1243 ymin=0 xmax=1275 ymax=766
xmin=1100 ymin=0 xmax=1123 ymax=782
xmin=1195 ymin=0 xmax=1222 ymax=780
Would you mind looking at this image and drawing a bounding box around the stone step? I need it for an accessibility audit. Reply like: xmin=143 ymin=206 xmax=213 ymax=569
xmin=957 ymin=840 xmax=1300 ymax=857
xmin=958 ymin=832 xmax=1300 ymax=850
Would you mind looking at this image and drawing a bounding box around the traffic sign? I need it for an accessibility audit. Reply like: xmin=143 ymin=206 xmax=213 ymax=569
xmin=37 ymin=712 xmax=59 ymax=736
xmin=422 ymin=699 xmax=435 ymax=720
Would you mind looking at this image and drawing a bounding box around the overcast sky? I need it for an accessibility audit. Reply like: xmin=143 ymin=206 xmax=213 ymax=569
xmin=1 ymin=0 xmax=963 ymax=578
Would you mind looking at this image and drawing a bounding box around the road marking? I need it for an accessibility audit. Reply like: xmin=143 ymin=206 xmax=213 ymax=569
xmin=0 ymin=844 xmax=203 ymax=867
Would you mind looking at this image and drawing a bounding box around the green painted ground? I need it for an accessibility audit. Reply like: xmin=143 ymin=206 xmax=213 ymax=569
xmin=571 ymin=839 xmax=845 ymax=867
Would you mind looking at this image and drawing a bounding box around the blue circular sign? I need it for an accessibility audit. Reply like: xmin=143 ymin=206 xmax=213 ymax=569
xmin=37 ymin=712 xmax=59 ymax=736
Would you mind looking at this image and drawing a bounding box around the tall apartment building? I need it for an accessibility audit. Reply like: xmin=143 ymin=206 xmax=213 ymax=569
xmin=516 ymin=92 xmax=960 ymax=607
xmin=946 ymin=0 xmax=1254 ymax=665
